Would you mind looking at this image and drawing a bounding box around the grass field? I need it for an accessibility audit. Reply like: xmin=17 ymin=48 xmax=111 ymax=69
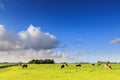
xmin=0 ymin=64 xmax=120 ymax=80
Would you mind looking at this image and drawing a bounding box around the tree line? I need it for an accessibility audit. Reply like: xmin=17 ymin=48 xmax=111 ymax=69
xmin=97 ymin=61 xmax=120 ymax=64
xmin=28 ymin=59 xmax=55 ymax=64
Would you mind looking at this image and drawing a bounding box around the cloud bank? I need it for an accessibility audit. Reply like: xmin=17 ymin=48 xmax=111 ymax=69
xmin=0 ymin=24 xmax=59 ymax=51
xmin=0 ymin=24 xmax=70 ymax=62
xmin=0 ymin=25 xmax=18 ymax=51
xmin=0 ymin=49 xmax=69 ymax=62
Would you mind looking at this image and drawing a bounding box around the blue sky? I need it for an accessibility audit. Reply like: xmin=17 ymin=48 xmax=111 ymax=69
xmin=0 ymin=0 xmax=120 ymax=63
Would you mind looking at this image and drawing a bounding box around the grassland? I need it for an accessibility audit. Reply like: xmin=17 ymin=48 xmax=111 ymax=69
xmin=0 ymin=64 xmax=120 ymax=80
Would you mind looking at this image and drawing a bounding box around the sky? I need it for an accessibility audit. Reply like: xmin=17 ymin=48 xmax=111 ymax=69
xmin=0 ymin=0 xmax=120 ymax=63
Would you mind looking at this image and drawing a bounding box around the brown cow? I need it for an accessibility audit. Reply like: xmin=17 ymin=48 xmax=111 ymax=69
xmin=22 ymin=64 xmax=28 ymax=69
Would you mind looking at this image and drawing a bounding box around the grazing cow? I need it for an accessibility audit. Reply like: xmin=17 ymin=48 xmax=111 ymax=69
xmin=65 ymin=63 xmax=68 ymax=67
xmin=22 ymin=64 xmax=28 ymax=69
xmin=91 ymin=64 xmax=95 ymax=66
xmin=104 ymin=63 xmax=112 ymax=69
xmin=76 ymin=64 xmax=81 ymax=67
xmin=104 ymin=63 xmax=108 ymax=68
xmin=109 ymin=65 xmax=112 ymax=69
xmin=61 ymin=64 xmax=64 ymax=69
xmin=98 ymin=63 xmax=101 ymax=66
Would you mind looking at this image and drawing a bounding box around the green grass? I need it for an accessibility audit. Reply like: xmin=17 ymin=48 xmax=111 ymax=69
xmin=0 ymin=64 xmax=120 ymax=80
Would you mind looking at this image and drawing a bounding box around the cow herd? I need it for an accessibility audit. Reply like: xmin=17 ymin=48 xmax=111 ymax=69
xmin=60 ymin=63 xmax=112 ymax=69
xmin=21 ymin=62 xmax=112 ymax=70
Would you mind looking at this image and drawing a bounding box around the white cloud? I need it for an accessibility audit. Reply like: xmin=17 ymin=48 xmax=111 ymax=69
xmin=0 ymin=25 xmax=18 ymax=51
xmin=0 ymin=24 xmax=59 ymax=51
xmin=18 ymin=25 xmax=59 ymax=50
xmin=0 ymin=49 xmax=70 ymax=62
xmin=110 ymin=38 xmax=120 ymax=44
xmin=0 ymin=24 xmax=70 ymax=62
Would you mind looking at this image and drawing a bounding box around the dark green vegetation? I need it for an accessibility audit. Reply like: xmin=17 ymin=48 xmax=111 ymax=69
xmin=28 ymin=59 xmax=55 ymax=64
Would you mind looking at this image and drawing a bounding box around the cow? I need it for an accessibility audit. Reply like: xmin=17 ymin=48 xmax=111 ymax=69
xmin=65 ymin=63 xmax=68 ymax=67
xmin=109 ymin=65 xmax=112 ymax=69
xmin=61 ymin=64 xmax=64 ymax=69
xmin=104 ymin=63 xmax=112 ymax=69
xmin=91 ymin=64 xmax=95 ymax=66
xmin=76 ymin=64 xmax=81 ymax=67
xmin=22 ymin=64 xmax=28 ymax=69
xmin=98 ymin=63 xmax=101 ymax=66
xmin=104 ymin=63 xmax=108 ymax=68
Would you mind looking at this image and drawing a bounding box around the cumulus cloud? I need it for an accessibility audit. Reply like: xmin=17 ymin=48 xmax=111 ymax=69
xmin=110 ymin=38 xmax=120 ymax=44
xmin=0 ymin=24 xmax=59 ymax=51
xmin=18 ymin=25 xmax=59 ymax=50
xmin=0 ymin=25 xmax=18 ymax=51
xmin=0 ymin=24 xmax=72 ymax=62
xmin=0 ymin=24 xmax=70 ymax=62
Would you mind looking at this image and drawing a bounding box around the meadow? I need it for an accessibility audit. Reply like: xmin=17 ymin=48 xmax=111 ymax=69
xmin=0 ymin=64 xmax=120 ymax=80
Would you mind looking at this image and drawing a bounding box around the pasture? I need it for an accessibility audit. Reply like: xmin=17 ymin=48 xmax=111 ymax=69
xmin=0 ymin=64 xmax=120 ymax=80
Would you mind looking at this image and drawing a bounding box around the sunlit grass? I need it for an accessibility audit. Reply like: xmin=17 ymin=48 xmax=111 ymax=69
xmin=0 ymin=64 xmax=120 ymax=80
